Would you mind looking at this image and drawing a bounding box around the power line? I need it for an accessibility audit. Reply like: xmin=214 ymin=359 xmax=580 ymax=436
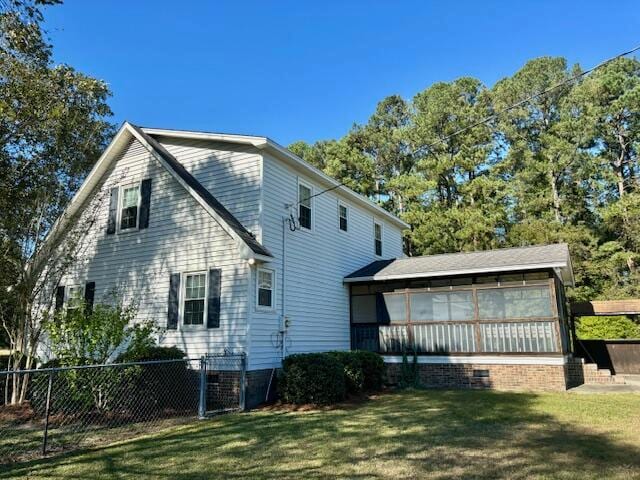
xmin=422 ymin=43 xmax=640 ymax=151
xmin=292 ymin=44 xmax=640 ymax=208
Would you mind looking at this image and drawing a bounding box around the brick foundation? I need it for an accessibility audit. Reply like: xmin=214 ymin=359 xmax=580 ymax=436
xmin=245 ymin=368 xmax=279 ymax=409
xmin=385 ymin=360 xmax=580 ymax=391
xmin=206 ymin=370 xmax=242 ymax=411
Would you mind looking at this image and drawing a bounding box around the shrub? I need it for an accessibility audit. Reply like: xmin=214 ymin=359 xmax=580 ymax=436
xmin=117 ymin=345 xmax=186 ymax=362
xmin=354 ymin=350 xmax=385 ymax=391
xmin=328 ymin=351 xmax=365 ymax=394
xmin=329 ymin=351 xmax=385 ymax=394
xmin=280 ymin=353 xmax=346 ymax=405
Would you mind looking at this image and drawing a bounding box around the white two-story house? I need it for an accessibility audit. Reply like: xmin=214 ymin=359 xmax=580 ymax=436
xmin=43 ymin=122 xmax=587 ymax=405
xmin=42 ymin=122 xmax=408 ymax=406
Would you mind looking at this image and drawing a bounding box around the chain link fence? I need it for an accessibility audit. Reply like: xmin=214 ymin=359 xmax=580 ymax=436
xmin=200 ymin=353 xmax=246 ymax=416
xmin=0 ymin=354 xmax=246 ymax=465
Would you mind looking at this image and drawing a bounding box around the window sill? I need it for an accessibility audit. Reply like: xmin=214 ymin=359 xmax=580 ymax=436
xmin=256 ymin=306 xmax=276 ymax=313
xmin=116 ymin=227 xmax=140 ymax=235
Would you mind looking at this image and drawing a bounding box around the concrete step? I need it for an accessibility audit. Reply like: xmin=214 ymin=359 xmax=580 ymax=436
xmin=622 ymin=375 xmax=640 ymax=386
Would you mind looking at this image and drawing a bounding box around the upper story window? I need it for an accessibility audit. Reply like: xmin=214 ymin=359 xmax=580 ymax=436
xmin=65 ymin=285 xmax=84 ymax=313
xmin=120 ymin=184 xmax=140 ymax=231
xmin=107 ymin=179 xmax=151 ymax=236
xmin=298 ymin=181 xmax=312 ymax=230
xmin=257 ymin=268 xmax=275 ymax=309
xmin=338 ymin=203 xmax=348 ymax=232
xmin=183 ymin=272 xmax=206 ymax=326
xmin=374 ymin=221 xmax=382 ymax=256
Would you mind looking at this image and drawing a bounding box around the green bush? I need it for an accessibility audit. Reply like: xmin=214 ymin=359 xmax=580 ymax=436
xmin=328 ymin=351 xmax=365 ymax=394
xmin=354 ymin=350 xmax=385 ymax=391
xmin=117 ymin=345 xmax=186 ymax=362
xmin=280 ymin=353 xmax=346 ymax=405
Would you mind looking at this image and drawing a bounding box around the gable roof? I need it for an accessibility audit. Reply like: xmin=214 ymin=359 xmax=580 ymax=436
xmin=345 ymin=243 xmax=574 ymax=285
xmin=37 ymin=122 xmax=272 ymax=275
xmin=129 ymin=125 xmax=271 ymax=258
xmin=142 ymin=127 xmax=410 ymax=230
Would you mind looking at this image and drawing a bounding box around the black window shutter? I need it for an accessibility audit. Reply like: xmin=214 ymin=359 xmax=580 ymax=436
xmin=84 ymin=281 xmax=95 ymax=315
xmin=207 ymin=268 xmax=222 ymax=328
xmin=107 ymin=187 xmax=119 ymax=234
xmin=139 ymin=178 xmax=152 ymax=229
xmin=55 ymin=285 xmax=65 ymax=312
xmin=167 ymin=273 xmax=180 ymax=330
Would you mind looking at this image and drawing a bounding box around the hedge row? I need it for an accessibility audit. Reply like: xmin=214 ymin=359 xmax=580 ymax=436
xmin=280 ymin=351 xmax=384 ymax=405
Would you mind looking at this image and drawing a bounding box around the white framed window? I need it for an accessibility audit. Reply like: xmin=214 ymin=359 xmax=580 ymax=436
xmin=119 ymin=182 xmax=141 ymax=231
xmin=65 ymin=285 xmax=84 ymax=313
xmin=298 ymin=180 xmax=313 ymax=230
xmin=256 ymin=268 xmax=275 ymax=309
xmin=181 ymin=272 xmax=207 ymax=326
xmin=374 ymin=221 xmax=383 ymax=256
xmin=338 ymin=202 xmax=348 ymax=232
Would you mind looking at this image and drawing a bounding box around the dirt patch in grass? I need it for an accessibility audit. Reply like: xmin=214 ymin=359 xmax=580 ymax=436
xmin=0 ymin=403 xmax=37 ymax=424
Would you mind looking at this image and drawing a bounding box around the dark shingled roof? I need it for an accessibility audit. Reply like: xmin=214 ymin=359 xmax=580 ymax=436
xmin=345 ymin=244 xmax=573 ymax=284
xmin=130 ymin=124 xmax=272 ymax=258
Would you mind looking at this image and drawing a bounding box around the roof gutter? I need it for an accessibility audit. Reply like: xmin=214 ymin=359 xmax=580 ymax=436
xmin=344 ymin=262 xmax=573 ymax=285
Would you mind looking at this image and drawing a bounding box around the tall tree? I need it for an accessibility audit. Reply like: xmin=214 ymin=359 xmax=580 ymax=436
xmin=408 ymin=77 xmax=506 ymax=254
xmin=571 ymin=58 xmax=640 ymax=199
xmin=493 ymin=57 xmax=589 ymax=224
xmin=0 ymin=0 xmax=113 ymax=402
xmin=349 ymin=95 xmax=413 ymax=212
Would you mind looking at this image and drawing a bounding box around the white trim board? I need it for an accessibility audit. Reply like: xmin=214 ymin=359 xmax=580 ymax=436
xmin=382 ymin=355 xmax=570 ymax=366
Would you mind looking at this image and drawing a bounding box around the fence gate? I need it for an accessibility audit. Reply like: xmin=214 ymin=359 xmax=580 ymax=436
xmin=198 ymin=353 xmax=246 ymax=417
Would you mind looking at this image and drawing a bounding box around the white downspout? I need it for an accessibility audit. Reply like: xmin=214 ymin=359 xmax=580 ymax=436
xmin=281 ymin=216 xmax=288 ymax=360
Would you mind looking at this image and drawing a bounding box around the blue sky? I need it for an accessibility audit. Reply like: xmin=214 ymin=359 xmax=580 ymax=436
xmin=44 ymin=1 xmax=639 ymax=146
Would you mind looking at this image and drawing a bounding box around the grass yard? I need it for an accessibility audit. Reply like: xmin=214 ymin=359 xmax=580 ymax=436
xmin=2 ymin=390 xmax=639 ymax=479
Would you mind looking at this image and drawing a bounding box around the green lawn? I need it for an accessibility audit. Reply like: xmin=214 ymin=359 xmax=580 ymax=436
xmin=2 ymin=390 xmax=640 ymax=479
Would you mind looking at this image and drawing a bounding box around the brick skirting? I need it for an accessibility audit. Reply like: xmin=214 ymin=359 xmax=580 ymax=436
xmin=385 ymin=360 xmax=585 ymax=391
xmin=245 ymin=368 xmax=279 ymax=409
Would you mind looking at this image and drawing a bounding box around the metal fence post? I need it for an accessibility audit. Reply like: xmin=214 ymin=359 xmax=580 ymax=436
xmin=239 ymin=354 xmax=246 ymax=412
xmin=42 ymin=371 xmax=53 ymax=455
xmin=198 ymin=356 xmax=207 ymax=419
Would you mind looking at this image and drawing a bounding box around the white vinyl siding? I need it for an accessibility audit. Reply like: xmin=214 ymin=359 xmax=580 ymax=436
xmin=251 ymin=152 xmax=404 ymax=370
xmin=53 ymin=137 xmax=256 ymax=359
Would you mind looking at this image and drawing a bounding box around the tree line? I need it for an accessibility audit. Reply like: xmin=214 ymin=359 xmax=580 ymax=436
xmin=289 ymin=56 xmax=640 ymax=305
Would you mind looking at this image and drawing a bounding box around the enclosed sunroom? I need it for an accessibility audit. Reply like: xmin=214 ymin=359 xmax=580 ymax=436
xmin=345 ymin=244 xmax=574 ymax=360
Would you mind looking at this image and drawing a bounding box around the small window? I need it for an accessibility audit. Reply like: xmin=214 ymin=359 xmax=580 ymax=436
xmin=338 ymin=203 xmax=348 ymax=232
xmin=374 ymin=221 xmax=382 ymax=256
xmin=65 ymin=285 xmax=84 ymax=313
xmin=183 ymin=272 xmax=206 ymax=325
xmin=257 ymin=268 xmax=274 ymax=308
xmin=120 ymin=184 xmax=140 ymax=231
xmin=298 ymin=182 xmax=312 ymax=230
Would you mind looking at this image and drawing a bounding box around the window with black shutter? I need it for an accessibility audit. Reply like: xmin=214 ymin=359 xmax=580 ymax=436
xmin=120 ymin=184 xmax=140 ymax=230
xmin=183 ymin=272 xmax=206 ymax=326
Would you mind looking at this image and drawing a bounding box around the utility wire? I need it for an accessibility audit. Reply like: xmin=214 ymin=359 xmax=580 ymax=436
xmin=293 ymin=44 xmax=640 ymax=207
xmin=422 ymin=43 xmax=640 ymax=151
